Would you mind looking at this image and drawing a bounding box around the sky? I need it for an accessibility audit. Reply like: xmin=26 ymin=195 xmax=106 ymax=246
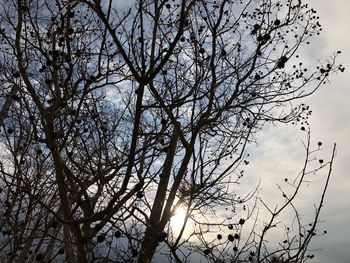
xmin=156 ymin=1 xmax=350 ymax=262
xmin=1 ymin=0 xmax=348 ymax=262
xmin=304 ymin=1 xmax=350 ymax=262
xmin=243 ymin=1 xmax=350 ymax=262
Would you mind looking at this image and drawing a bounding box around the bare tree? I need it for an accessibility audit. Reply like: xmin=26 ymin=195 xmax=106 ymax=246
xmin=0 ymin=0 xmax=343 ymax=262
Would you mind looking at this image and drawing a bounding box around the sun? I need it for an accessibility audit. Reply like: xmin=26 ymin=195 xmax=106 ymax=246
xmin=170 ymin=206 xmax=192 ymax=233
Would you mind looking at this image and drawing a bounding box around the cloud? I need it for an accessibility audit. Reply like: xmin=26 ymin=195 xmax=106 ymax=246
xmin=242 ymin=1 xmax=350 ymax=262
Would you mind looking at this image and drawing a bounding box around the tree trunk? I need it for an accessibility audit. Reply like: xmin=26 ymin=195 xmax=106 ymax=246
xmin=137 ymin=226 xmax=160 ymax=263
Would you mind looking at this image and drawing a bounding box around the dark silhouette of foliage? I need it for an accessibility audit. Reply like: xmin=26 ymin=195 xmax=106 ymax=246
xmin=0 ymin=0 xmax=342 ymax=262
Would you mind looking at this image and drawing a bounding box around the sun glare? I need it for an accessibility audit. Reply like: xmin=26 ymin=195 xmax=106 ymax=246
xmin=170 ymin=206 xmax=191 ymax=233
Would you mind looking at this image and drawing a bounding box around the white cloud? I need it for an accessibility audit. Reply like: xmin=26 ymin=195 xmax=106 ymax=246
xmin=243 ymin=1 xmax=350 ymax=262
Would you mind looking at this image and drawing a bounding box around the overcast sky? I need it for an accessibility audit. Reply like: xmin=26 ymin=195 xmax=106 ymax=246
xmin=157 ymin=1 xmax=350 ymax=262
xmin=1 ymin=1 xmax=348 ymax=262
xmin=307 ymin=1 xmax=350 ymax=262
xmin=244 ymin=1 xmax=350 ymax=262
